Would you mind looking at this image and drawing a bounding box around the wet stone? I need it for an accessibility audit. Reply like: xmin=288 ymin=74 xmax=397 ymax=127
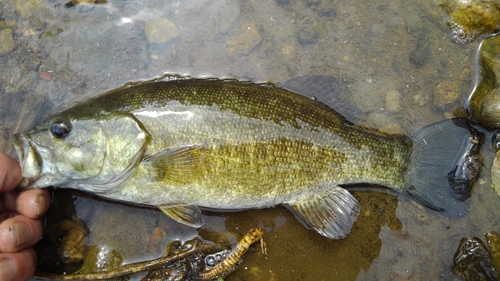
xmin=491 ymin=150 xmax=500 ymax=197
xmin=485 ymin=231 xmax=500 ymax=272
xmin=12 ymin=0 xmax=43 ymax=17
xmin=144 ymin=18 xmax=180 ymax=44
xmin=0 ymin=29 xmax=15 ymax=55
xmin=304 ymin=0 xmax=320 ymax=6
xmin=433 ymin=81 xmax=460 ymax=109
xmin=410 ymin=28 xmax=431 ymax=66
xmin=363 ymin=113 xmax=404 ymax=135
xmin=385 ymin=90 xmax=402 ymax=113
xmin=445 ymin=0 xmax=500 ymax=43
xmin=412 ymin=92 xmax=430 ymax=106
xmin=296 ymin=26 xmax=319 ymax=45
xmin=58 ymin=225 xmax=87 ymax=264
xmin=275 ymin=0 xmax=290 ymax=5
xmin=468 ymin=35 xmax=500 ymax=129
xmin=82 ymin=246 xmax=123 ymax=274
xmin=316 ymin=8 xmax=337 ymax=18
xmin=226 ymin=22 xmax=262 ymax=56
xmin=453 ymin=237 xmax=499 ymax=281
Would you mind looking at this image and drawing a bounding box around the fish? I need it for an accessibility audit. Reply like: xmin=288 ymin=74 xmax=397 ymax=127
xmin=11 ymin=75 xmax=484 ymax=239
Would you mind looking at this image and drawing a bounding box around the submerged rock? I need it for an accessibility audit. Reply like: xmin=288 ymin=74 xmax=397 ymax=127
xmin=296 ymin=25 xmax=319 ymax=45
xmin=491 ymin=143 xmax=500 ymax=196
xmin=412 ymin=91 xmax=431 ymax=106
xmin=226 ymin=22 xmax=262 ymax=55
xmin=410 ymin=28 xmax=431 ymax=66
xmin=58 ymin=219 xmax=88 ymax=264
xmin=12 ymin=0 xmax=44 ymax=18
xmin=144 ymin=18 xmax=180 ymax=44
xmin=433 ymin=81 xmax=460 ymax=109
xmin=0 ymin=29 xmax=15 ymax=55
xmin=82 ymin=246 xmax=123 ymax=274
xmin=452 ymin=236 xmax=499 ymax=280
xmin=385 ymin=90 xmax=402 ymax=113
xmin=485 ymin=232 xmax=500 ymax=272
xmin=468 ymin=35 xmax=500 ymax=129
xmin=444 ymin=0 xmax=500 ymax=43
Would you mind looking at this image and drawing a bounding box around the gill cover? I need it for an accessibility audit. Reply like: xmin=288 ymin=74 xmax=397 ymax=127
xmin=13 ymin=113 xmax=150 ymax=194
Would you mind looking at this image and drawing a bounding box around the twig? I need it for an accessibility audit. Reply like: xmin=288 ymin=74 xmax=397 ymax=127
xmin=197 ymin=228 xmax=265 ymax=280
xmin=34 ymin=240 xmax=213 ymax=280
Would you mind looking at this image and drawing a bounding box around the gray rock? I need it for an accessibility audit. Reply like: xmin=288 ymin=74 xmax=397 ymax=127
xmin=0 ymin=29 xmax=15 ymax=56
xmin=144 ymin=18 xmax=180 ymax=44
xmin=296 ymin=26 xmax=319 ymax=45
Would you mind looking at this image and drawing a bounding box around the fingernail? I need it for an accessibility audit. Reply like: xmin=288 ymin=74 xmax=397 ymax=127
xmin=0 ymin=259 xmax=17 ymax=281
xmin=35 ymin=195 xmax=45 ymax=217
xmin=12 ymin=222 xmax=29 ymax=246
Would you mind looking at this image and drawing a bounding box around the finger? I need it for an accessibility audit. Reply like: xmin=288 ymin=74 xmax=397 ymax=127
xmin=0 ymin=154 xmax=22 ymax=193
xmin=0 ymin=215 xmax=43 ymax=253
xmin=0 ymin=248 xmax=37 ymax=281
xmin=3 ymin=189 xmax=51 ymax=219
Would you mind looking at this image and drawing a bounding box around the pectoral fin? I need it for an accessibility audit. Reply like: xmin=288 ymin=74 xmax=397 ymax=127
xmin=285 ymin=186 xmax=360 ymax=239
xmin=142 ymin=146 xmax=201 ymax=184
xmin=158 ymin=204 xmax=204 ymax=227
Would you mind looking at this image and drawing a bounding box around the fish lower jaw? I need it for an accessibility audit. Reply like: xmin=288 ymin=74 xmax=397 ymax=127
xmin=11 ymin=134 xmax=43 ymax=183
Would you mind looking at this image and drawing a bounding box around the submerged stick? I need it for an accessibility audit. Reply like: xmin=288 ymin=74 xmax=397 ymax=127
xmin=34 ymin=240 xmax=213 ymax=280
xmin=197 ymin=228 xmax=265 ymax=280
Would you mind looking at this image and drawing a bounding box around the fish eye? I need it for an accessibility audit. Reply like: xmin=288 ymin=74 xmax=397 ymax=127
xmin=50 ymin=118 xmax=73 ymax=139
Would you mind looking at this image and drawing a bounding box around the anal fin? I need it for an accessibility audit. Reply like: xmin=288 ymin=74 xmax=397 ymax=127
xmin=158 ymin=204 xmax=204 ymax=227
xmin=285 ymin=185 xmax=360 ymax=239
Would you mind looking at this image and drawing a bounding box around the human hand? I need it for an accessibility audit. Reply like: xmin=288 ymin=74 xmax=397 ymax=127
xmin=0 ymin=153 xmax=51 ymax=281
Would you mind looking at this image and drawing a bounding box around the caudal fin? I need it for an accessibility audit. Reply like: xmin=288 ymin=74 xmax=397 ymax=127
xmin=404 ymin=119 xmax=484 ymax=218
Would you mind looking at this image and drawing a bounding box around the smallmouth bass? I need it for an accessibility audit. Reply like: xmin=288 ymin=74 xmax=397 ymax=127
xmin=12 ymin=75 xmax=483 ymax=239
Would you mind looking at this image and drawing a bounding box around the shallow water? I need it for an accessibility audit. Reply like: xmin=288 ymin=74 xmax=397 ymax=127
xmin=0 ymin=0 xmax=498 ymax=280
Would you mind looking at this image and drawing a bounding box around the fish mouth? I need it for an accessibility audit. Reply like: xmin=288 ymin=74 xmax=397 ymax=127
xmin=11 ymin=133 xmax=42 ymax=189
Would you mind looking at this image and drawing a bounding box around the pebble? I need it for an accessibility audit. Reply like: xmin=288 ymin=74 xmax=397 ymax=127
xmin=469 ymin=35 xmax=500 ymax=129
xmin=0 ymin=29 xmax=15 ymax=56
xmin=226 ymin=22 xmax=261 ymax=56
xmin=411 ymin=92 xmax=430 ymax=106
xmin=275 ymin=0 xmax=290 ymax=5
xmin=144 ymin=18 xmax=180 ymax=44
xmin=433 ymin=81 xmax=460 ymax=108
xmin=385 ymin=90 xmax=402 ymax=113
xmin=363 ymin=113 xmax=405 ymax=135
xmin=12 ymin=0 xmax=43 ymax=17
xmin=492 ymin=151 xmax=500 ymax=197
xmin=409 ymin=28 xmax=431 ymax=66
xmin=305 ymin=0 xmax=320 ymax=6
xmin=40 ymin=71 xmax=52 ymax=81
xmin=479 ymin=88 xmax=500 ymax=128
xmin=296 ymin=25 xmax=319 ymax=45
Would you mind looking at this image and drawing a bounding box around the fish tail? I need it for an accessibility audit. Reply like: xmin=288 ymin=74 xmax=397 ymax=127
xmin=404 ymin=118 xmax=484 ymax=217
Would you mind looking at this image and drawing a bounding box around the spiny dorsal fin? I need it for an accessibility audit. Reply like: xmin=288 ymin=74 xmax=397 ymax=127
xmin=286 ymin=185 xmax=360 ymax=239
xmin=158 ymin=204 xmax=204 ymax=227
xmin=142 ymin=146 xmax=201 ymax=184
